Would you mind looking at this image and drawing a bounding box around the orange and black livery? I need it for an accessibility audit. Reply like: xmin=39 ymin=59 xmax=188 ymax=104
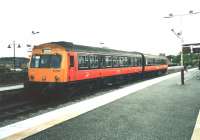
xmin=26 ymin=41 xmax=168 ymax=92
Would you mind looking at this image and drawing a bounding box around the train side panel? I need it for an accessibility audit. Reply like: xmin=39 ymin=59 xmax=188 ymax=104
xmin=69 ymin=52 xmax=143 ymax=81
xmin=73 ymin=67 xmax=143 ymax=81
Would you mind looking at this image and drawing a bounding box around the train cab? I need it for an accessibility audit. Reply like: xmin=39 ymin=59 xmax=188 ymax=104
xmin=28 ymin=43 xmax=69 ymax=83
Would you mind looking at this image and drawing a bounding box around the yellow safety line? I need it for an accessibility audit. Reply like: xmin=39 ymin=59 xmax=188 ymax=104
xmin=191 ymin=111 xmax=200 ymax=140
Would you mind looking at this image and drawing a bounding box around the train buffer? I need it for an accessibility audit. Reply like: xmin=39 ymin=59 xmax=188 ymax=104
xmin=0 ymin=68 xmax=200 ymax=140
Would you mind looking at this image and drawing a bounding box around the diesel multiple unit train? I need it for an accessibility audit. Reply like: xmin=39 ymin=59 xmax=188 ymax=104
xmin=26 ymin=41 xmax=168 ymax=91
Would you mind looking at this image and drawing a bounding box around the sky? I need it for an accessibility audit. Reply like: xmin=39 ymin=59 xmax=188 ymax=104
xmin=0 ymin=0 xmax=200 ymax=58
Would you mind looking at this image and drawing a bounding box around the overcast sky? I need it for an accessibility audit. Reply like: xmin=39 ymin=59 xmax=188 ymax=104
xmin=0 ymin=0 xmax=200 ymax=58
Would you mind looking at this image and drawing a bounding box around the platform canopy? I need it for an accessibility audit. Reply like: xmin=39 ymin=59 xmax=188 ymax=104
xmin=182 ymin=43 xmax=200 ymax=53
xmin=182 ymin=43 xmax=200 ymax=46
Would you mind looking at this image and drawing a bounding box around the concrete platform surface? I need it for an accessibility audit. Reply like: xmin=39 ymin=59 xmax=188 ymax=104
xmin=25 ymin=69 xmax=200 ymax=140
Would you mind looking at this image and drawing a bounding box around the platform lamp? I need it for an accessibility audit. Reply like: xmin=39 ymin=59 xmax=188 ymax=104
xmin=30 ymin=30 xmax=40 ymax=50
xmin=163 ymin=10 xmax=200 ymax=66
xmin=163 ymin=10 xmax=200 ymax=85
xmin=7 ymin=41 xmax=21 ymax=71
xmin=99 ymin=42 xmax=104 ymax=47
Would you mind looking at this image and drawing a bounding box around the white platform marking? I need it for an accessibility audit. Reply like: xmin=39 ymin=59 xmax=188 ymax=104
xmin=191 ymin=111 xmax=200 ymax=140
xmin=0 ymin=84 xmax=24 ymax=92
xmin=0 ymin=69 xmax=196 ymax=140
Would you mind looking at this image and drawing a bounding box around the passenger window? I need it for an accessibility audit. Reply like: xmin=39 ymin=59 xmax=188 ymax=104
xmin=119 ymin=57 xmax=124 ymax=67
xmin=112 ymin=56 xmax=119 ymax=67
xmin=90 ymin=55 xmax=99 ymax=69
xmin=124 ymin=57 xmax=128 ymax=66
xmin=70 ymin=56 xmax=74 ymax=67
xmin=94 ymin=56 xmax=99 ymax=68
xmin=131 ymin=57 xmax=136 ymax=66
xmin=134 ymin=57 xmax=141 ymax=66
xmin=128 ymin=57 xmax=131 ymax=67
xmin=51 ymin=55 xmax=62 ymax=68
xmin=105 ymin=56 xmax=112 ymax=68
xmin=99 ymin=56 xmax=105 ymax=68
xmin=78 ymin=55 xmax=89 ymax=70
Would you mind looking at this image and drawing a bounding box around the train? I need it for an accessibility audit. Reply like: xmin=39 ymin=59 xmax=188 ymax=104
xmin=25 ymin=41 xmax=168 ymax=91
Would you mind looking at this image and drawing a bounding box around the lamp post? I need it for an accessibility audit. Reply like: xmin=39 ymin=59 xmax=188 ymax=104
xmin=164 ymin=10 xmax=200 ymax=85
xmin=7 ymin=41 xmax=21 ymax=71
xmin=163 ymin=10 xmax=200 ymax=66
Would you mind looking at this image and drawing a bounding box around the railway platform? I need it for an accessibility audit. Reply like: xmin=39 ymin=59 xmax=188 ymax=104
xmin=0 ymin=68 xmax=200 ymax=140
xmin=0 ymin=84 xmax=23 ymax=92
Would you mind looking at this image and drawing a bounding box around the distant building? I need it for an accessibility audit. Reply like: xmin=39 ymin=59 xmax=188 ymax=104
xmin=159 ymin=53 xmax=166 ymax=56
xmin=0 ymin=57 xmax=30 ymax=70
xmin=167 ymin=55 xmax=177 ymax=66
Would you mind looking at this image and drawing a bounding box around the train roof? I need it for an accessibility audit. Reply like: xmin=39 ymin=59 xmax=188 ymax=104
xmin=144 ymin=54 xmax=167 ymax=59
xmin=40 ymin=41 xmax=143 ymax=56
xmin=35 ymin=41 xmax=166 ymax=59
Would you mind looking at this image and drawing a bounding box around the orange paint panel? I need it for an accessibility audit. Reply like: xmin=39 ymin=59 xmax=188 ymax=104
xmin=144 ymin=65 xmax=168 ymax=72
xmin=75 ymin=67 xmax=142 ymax=81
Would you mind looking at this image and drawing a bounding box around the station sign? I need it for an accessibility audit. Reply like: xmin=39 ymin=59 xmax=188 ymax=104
xmin=42 ymin=48 xmax=51 ymax=54
xmin=182 ymin=47 xmax=191 ymax=54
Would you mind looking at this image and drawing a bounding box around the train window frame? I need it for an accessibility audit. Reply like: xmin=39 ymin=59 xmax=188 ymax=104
xmin=105 ymin=56 xmax=112 ymax=68
xmin=127 ymin=57 xmax=131 ymax=67
xmin=30 ymin=55 xmax=40 ymax=68
xmin=131 ymin=57 xmax=136 ymax=67
xmin=135 ymin=57 xmax=140 ymax=66
xmin=30 ymin=54 xmax=62 ymax=68
xmin=89 ymin=55 xmax=99 ymax=69
xmin=136 ymin=56 xmax=142 ymax=66
xmin=89 ymin=55 xmax=94 ymax=68
xmin=112 ymin=56 xmax=119 ymax=68
xmin=146 ymin=58 xmax=153 ymax=66
xmin=99 ymin=55 xmax=105 ymax=68
xmin=123 ymin=56 xmax=127 ymax=67
xmin=78 ymin=55 xmax=90 ymax=70
xmin=119 ymin=56 xmax=124 ymax=67
xmin=39 ymin=55 xmax=51 ymax=68
xmin=50 ymin=55 xmax=62 ymax=68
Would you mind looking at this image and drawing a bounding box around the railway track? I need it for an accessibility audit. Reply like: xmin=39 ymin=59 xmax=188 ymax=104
xmin=0 ymin=77 xmax=140 ymax=127
xmin=0 ymin=68 xmax=185 ymax=127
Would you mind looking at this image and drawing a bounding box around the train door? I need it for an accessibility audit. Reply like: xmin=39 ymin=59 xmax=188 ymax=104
xmin=141 ymin=54 xmax=145 ymax=72
xmin=69 ymin=53 xmax=76 ymax=81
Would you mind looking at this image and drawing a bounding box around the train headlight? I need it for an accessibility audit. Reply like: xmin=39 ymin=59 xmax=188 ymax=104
xmin=30 ymin=75 xmax=34 ymax=80
xmin=42 ymin=76 xmax=46 ymax=81
xmin=55 ymin=75 xmax=60 ymax=81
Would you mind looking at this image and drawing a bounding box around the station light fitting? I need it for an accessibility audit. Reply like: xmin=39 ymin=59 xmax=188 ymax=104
xmin=7 ymin=44 xmax=11 ymax=48
xmin=32 ymin=31 xmax=40 ymax=35
xmin=26 ymin=44 xmax=31 ymax=47
xmin=169 ymin=13 xmax=173 ymax=17
xmin=164 ymin=10 xmax=200 ymax=18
